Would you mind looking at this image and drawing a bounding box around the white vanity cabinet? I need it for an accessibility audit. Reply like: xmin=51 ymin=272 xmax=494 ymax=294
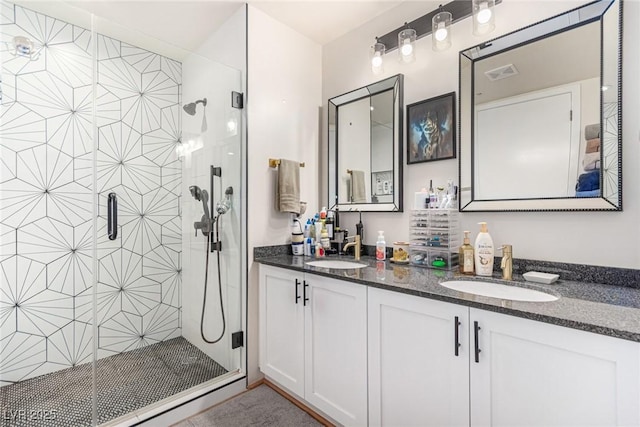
xmin=368 ymin=287 xmax=470 ymax=427
xmin=470 ymin=308 xmax=640 ymax=427
xmin=259 ymin=265 xmax=368 ymax=426
xmin=368 ymin=287 xmax=640 ymax=427
xmin=261 ymin=265 xmax=640 ymax=427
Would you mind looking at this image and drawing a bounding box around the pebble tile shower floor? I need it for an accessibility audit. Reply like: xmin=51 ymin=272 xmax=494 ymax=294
xmin=0 ymin=337 xmax=227 ymax=427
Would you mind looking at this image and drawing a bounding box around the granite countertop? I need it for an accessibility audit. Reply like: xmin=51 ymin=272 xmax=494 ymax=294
xmin=257 ymin=254 xmax=640 ymax=343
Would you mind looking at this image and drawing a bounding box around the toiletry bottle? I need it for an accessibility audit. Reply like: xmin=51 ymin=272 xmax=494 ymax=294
xmin=356 ymin=211 xmax=364 ymax=254
xmin=321 ymin=222 xmax=331 ymax=249
xmin=429 ymin=180 xmax=436 ymax=208
xmin=459 ymin=231 xmax=475 ymax=275
xmin=304 ymin=219 xmax=311 ymax=239
xmin=309 ymin=219 xmax=316 ymax=244
xmin=314 ymin=214 xmax=322 ymax=243
xmin=474 ymin=222 xmax=494 ymax=277
xmin=326 ymin=211 xmax=334 ymax=239
xmin=376 ymin=230 xmax=386 ymax=261
xmin=304 ymin=237 xmax=311 ymax=256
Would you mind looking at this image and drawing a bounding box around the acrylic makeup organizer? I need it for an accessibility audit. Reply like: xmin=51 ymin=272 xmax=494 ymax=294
xmin=409 ymin=209 xmax=459 ymax=270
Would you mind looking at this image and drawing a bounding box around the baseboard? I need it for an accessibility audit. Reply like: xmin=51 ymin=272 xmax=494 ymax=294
xmin=247 ymin=378 xmax=265 ymax=390
xmin=263 ymin=379 xmax=335 ymax=427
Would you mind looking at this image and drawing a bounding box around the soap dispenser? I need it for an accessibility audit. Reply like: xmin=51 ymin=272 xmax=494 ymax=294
xmin=474 ymin=222 xmax=494 ymax=277
xmin=459 ymin=231 xmax=475 ymax=275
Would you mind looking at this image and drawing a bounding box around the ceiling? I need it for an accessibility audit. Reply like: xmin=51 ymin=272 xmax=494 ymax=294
xmin=47 ymin=1 xmax=404 ymax=52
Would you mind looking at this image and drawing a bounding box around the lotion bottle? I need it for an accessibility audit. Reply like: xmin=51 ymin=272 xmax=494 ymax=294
xmin=459 ymin=231 xmax=475 ymax=275
xmin=474 ymin=222 xmax=494 ymax=277
xmin=376 ymin=230 xmax=386 ymax=261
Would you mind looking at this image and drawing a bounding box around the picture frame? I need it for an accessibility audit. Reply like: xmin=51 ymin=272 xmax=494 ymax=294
xmin=406 ymin=92 xmax=456 ymax=164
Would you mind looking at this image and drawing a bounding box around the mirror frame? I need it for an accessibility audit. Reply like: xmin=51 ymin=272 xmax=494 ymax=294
xmin=459 ymin=0 xmax=622 ymax=212
xmin=328 ymin=74 xmax=404 ymax=212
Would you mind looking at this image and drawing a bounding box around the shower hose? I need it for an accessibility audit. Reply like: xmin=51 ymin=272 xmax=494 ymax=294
xmin=201 ymin=219 xmax=226 ymax=344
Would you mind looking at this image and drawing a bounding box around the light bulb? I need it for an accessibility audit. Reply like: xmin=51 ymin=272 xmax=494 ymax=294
xmin=401 ymin=39 xmax=413 ymax=57
xmin=435 ymin=25 xmax=448 ymax=42
xmin=371 ymin=54 xmax=383 ymax=68
xmin=477 ymin=3 xmax=492 ymax=24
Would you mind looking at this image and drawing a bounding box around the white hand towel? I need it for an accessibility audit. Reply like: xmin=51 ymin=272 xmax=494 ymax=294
xmin=275 ymin=159 xmax=300 ymax=213
xmin=351 ymin=170 xmax=366 ymax=203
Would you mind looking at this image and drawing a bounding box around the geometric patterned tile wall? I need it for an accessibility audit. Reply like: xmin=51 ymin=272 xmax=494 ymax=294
xmin=0 ymin=3 xmax=182 ymax=386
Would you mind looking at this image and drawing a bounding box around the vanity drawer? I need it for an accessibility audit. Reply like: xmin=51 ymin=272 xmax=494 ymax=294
xmin=409 ymin=246 xmax=459 ymax=270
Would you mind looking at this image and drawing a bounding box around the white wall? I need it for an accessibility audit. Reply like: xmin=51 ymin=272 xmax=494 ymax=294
xmin=323 ymin=0 xmax=640 ymax=268
xmin=246 ymin=6 xmax=322 ymax=382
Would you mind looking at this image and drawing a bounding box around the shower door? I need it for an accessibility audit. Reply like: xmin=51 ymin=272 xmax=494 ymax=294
xmin=89 ymin=14 xmax=245 ymax=425
xmin=1 ymin=3 xmax=245 ymax=425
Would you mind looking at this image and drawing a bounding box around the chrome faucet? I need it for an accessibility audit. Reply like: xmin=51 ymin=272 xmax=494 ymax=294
xmin=500 ymin=244 xmax=513 ymax=280
xmin=343 ymin=235 xmax=361 ymax=261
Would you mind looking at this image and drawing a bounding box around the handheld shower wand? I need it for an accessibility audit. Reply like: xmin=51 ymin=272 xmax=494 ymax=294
xmin=216 ymin=187 xmax=233 ymax=215
xmin=189 ymin=185 xmax=211 ymax=235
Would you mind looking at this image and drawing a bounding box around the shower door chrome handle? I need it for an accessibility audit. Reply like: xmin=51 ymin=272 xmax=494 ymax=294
xmin=107 ymin=193 xmax=118 ymax=240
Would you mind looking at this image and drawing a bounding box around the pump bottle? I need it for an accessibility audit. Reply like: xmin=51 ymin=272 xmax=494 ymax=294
xmin=459 ymin=231 xmax=475 ymax=275
xmin=376 ymin=230 xmax=386 ymax=261
xmin=474 ymin=222 xmax=494 ymax=276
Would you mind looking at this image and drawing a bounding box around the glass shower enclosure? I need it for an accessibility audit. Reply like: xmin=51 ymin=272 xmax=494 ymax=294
xmin=0 ymin=2 xmax=245 ymax=425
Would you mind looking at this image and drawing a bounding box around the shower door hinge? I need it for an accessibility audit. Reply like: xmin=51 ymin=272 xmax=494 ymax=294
xmin=231 ymin=331 xmax=244 ymax=349
xmin=232 ymin=91 xmax=244 ymax=109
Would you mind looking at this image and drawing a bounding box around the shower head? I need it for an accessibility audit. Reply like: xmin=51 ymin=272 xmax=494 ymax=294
xmin=183 ymin=103 xmax=196 ymax=116
xmin=189 ymin=185 xmax=202 ymax=201
xmin=183 ymin=98 xmax=208 ymax=116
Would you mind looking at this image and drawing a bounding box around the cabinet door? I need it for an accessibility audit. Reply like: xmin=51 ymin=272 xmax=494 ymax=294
xmin=368 ymin=287 xmax=470 ymax=427
xmin=470 ymin=308 xmax=640 ymax=427
xmin=259 ymin=265 xmax=305 ymax=397
xmin=304 ymin=274 xmax=368 ymax=426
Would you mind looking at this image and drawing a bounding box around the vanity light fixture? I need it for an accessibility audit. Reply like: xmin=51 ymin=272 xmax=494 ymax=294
xmin=398 ymin=24 xmax=416 ymax=62
xmin=432 ymin=9 xmax=452 ymax=51
xmin=472 ymin=0 xmax=496 ymax=36
xmin=371 ymin=39 xmax=386 ymax=74
xmin=370 ymin=0 xmax=501 ymax=73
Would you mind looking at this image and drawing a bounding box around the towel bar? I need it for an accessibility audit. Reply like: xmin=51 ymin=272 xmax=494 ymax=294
xmin=269 ymin=158 xmax=305 ymax=168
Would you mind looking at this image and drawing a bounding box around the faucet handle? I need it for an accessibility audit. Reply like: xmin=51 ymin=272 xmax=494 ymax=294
xmin=498 ymin=244 xmax=512 ymax=253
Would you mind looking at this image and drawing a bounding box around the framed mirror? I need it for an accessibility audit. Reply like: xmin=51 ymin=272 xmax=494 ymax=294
xmin=459 ymin=0 xmax=622 ymax=211
xmin=328 ymin=74 xmax=403 ymax=212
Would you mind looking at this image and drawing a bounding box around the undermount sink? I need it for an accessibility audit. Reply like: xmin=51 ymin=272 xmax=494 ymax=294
xmin=440 ymin=280 xmax=558 ymax=302
xmin=305 ymin=260 xmax=367 ymax=269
